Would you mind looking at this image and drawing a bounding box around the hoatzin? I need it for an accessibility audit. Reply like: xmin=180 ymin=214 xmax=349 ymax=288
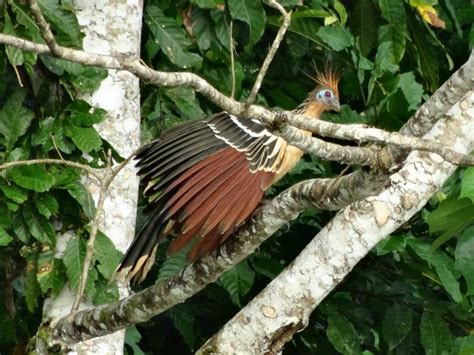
xmin=115 ymin=71 xmax=340 ymax=284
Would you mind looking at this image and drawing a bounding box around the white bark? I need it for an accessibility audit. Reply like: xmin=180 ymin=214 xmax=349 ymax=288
xmin=42 ymin=1 xmax=142 ymax=354
xmin=200 ymin=92 xmax=474 ymax=353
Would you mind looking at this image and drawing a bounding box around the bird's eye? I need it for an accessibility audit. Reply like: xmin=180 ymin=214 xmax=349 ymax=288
xmin=324 ymin=90 xmax=332 ymax=98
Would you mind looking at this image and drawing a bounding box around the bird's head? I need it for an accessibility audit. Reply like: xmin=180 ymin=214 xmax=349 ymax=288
xmin=299 ymin=68 xmax=340 ymax=118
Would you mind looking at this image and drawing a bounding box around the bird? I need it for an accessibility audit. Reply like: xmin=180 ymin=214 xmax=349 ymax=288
xmin=115 ymin=70 xmax=340 ymax=284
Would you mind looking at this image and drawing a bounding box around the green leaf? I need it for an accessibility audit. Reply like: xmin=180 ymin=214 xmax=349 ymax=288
xmin=157 ymin=247 xmax=188 ymax=282
xmin=12 ymin=212 xmax=30 ymax=243
xmin=66 ymin=181 xmax=96 ymax=219
xmin=452 ymin=335 xmax=474 ymax=355
xmin=192 ymin=9 xmax=213 ymax=52
xmin=63 ymin=235 xmax=97 ymax=294
xmin=34 ymin=194 xmax=59 ymax=219
xmin=351 ymin=0 xmax=377 ymax=56
xmin=22 ymin=204 xmax=56 ymax=246
xmin=317 ymin=26 xmax=354 ymax=51
xmin=420 ymin=312 xmax=452 ymax=355
xmin=145 ymin=6 xmax=202 ymax=68
xmin=169 ymin=304 xmax=197 ymax=348
xmin=92 ymin=281 xmax=119 ymax=305
xmin=460 ymin=167 xmax=474 ymax=203
xmin=38 ymin=0 xmax=83 ymax=47
xmin=397 ymin=72 xmax=424 ymax=110
xmin=379 ymin=0 xmax=406 ymax=24
xmin=0 ymin=90 xmax=34 ymax=152
xmin=426 ymin=196 xmax=474 ymax=235
xmin=192 ymin=0 xmax=224 ymax=8
xmin=228 ymin=0 xmax=266 ymax=50
xmin=1 ymin=184 xmax=28 ymax=204
xmin=9 ymin=165 xmax=56 ymax=193
xmin=66 ymin=100 xmax=107 ymax=126
xmin=93 ymin=231 xmax=123 ymax=279
xmin=378 ymin=24 xmax=407 ymax=64
xmin=24 ymin=253 xmax=41 ymax=312
xmin=0 ymin=227 xmax=13 ymax=246
xmin=163 ymin=87 xmax=205 ymax=120
xmin=382 ymin=304 xmax=413 ymax=350
xmin=64 ymin=124 xmax=103 ymax=153
xmin=36 ymin=248 xmax=55 ymax=293
xmin=326 ymin=314 xmax=361 ymax=354
xmin=455 ymin=226 xmax=474 ymax=295
xmin=125 ymin=327 xmax=145 ymax=355
xmin=219 ymin=260 xmax=255 ymax=306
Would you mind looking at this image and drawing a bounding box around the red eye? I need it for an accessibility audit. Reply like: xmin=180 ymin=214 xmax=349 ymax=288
xmin=324 ymin=91 xmax=331 ymax=97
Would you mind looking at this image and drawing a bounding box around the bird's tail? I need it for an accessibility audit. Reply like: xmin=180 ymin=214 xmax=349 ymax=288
xmin=113 ymin=218 xmax=164 ymax=285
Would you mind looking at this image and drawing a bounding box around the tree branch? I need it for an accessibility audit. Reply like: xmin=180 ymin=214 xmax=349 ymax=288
xmin=0 ymin=34 xmax=472 ymax=167
xmin=198 ymin=89 xmax=474 ymax=355
xmin=48 ymin=170 xmax=385 ymax=344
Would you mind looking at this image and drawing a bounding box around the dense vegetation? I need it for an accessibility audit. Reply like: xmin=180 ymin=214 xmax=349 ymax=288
xmin=0 ymin=0 xmax=473 ymax=353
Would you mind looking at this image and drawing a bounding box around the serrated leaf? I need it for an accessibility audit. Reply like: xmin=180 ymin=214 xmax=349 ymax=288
xmin=125 ymin=327 xmax=145 ymax=355
xmin=22 ymin=204 xmax=56 ymax=246
xmin=169 ymin=304 xmax=197 ymax=348
xmin=34 ymin=194 xmax=59 ymax=219
xmin=37 ymin=248 xmax=55 ymax=293
xmin=219 ymin=260 xmax=255 ymax=306
xmin=351 ymin=0 xmax=377 ymax=56
xmin=24 ymin=253 xmax=41 ymax=312
xmin=63 ymin=235 xmax=97 ymax=295
xmin=0 ymin=227 xmax=13 ymax=246
xmin=66 ymin=100 xmax=107 ymax=126
xmin=326 ymin=314 xmax=361 ymax=354
xmin=157 ymin=247 xmax=188 ymax=282
xmin=0 ymin=91 xmax=34 ymax=152
xmin=12 ymin=212 xmax=30 ymax=243
xmin=9 ymin=165 xmax=56 ymax=192
xmin=163 ymin=87 xmax=205 ymax=120
xmin=317 ymin=26 xmax=354 ymax=51
xmin=1 ymin=183 xmax=28 ymax=204
xmin=228 ymin=0 xmax=266 ymax=50
xmin=426 ymin=196 xmax=474 ymax=235
xmin=420 ymin=312 xmax=452 ymax=355
xmin=460 ymin=167 xmax=474 ymax=203
xmin=64 ymin=124 xmax=103 ymax=153
xmin=93 ymin=231 xmax=123 ymax=279
xmin=66 ymin=181 xmax=96 ymax=219
xmin=145 ymin=6 xmax=202 ymax=68
xmin=38 ymin=0 xmax=83 ymax=47
xmin=397 ymin=72 xmax=424 ymax=110
xmin=455 ymin=226 xmax=474 ymax=295
xmin=92 ymin=281 xmax=119 ymax=305
xmin=382 ymin=305 xmax=413 ymax=350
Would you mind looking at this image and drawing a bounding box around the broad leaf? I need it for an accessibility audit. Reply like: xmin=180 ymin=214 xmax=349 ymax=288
xmin=64 ymin=124 xmax=103 ymax=153
xmin=36 ymin=248 xmax=55 ymax=293
xmin=34 ymin=194 xmax=59 ymax=219
xmin=22 ymin=204 xmax=56 ymax=246
xmin=24 ymin=253 xmax=41 ymax=312
xmin=93 ymin=231 xmax=123 ymax=279
xmin=326 ymin=314 xmax=361 ymax=354
xmin=66 ymin=181 xmax=96 ymax=219
xmin=420 ymin=312 xmax=452 ymax=355
xmin=145 ymin=6 xmax=202 ymax=68
xmin=351 ymin=0 xmax=377 ymax=56
xmin=0 ymin=91 xmax=34 ymax=152
xmin=228 ymin=0 xmax=266 ymax=50
xmin=1 ymin=184 xmax=28 ymax=204
xmin=9 ymin=165 xmax=56 ymax=193
xmin=382 ymin=304 xmax=413 ymax=350
xmin=63 ymin=235 xmax=97 ymax=295
xmin=455 ymin=226 xmax=474 ymax=295
xmin=460 ymin=167 xmax=474 ymax=202
xmin=317 ymin=26 xmax=354 ymax=51
xmin=0 ymin=227 xmax=13 ymax=246
xmin=219 ymin=260 xmax=255 ymax=306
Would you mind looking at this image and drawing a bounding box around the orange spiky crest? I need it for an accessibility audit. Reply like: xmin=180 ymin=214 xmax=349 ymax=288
xmin=314 ymin=66 xmax=340 ymax=98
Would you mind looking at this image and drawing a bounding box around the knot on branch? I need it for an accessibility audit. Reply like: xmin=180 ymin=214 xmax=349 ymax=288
xmin=265 ymin=112 xmax=288 ymax=132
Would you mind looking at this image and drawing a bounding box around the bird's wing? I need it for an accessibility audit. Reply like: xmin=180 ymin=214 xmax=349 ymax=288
xmin=115 ymin=112 xmax=289 ymax=284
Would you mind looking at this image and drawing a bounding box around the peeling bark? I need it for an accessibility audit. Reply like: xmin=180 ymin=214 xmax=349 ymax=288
xmin=198 ymin=91 xmax=474 ymax=353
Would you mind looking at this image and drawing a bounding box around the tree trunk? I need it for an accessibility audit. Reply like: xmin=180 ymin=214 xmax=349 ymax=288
xmin=40 ymin=1 xmax=142 ymax=353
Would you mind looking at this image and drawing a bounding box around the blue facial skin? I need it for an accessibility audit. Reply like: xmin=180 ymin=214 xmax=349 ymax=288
xmin=316 ymin=89 xmax=340 ymax=112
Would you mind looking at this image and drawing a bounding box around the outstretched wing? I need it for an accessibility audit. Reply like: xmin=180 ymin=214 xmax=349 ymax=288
xmin=115 ymin=112 xmax=289 ymax=284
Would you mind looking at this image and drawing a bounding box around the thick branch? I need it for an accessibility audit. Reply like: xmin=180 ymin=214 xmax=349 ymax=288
xmin=199 ymin=91 xmax=474 ymax=354
xmin=49 ymin=170 xmax=385 ymax=344
xmin=0 ymin=34 xmax=472 ymax=167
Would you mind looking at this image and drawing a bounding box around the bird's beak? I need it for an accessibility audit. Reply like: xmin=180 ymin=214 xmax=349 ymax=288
xmin=331 ymin=100 xmax=340 ymax=112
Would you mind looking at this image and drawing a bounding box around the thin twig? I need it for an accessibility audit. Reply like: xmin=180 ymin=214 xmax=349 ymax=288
xmin=246 ymin=2 xmax=291 ymax=105
xmin=0 ymin=159 xmax=102 ymax=181
xmin=229 ymin=21 xmax=236 ymax=99
xmin=71 ymin=149 xmax=137 ymax=311
xmin=27 ymin=0 xmax=61 ymax=55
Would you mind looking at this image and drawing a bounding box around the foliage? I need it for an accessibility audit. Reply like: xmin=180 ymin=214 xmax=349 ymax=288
xmin=0 ymin=0 xmax=473 ymax=354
